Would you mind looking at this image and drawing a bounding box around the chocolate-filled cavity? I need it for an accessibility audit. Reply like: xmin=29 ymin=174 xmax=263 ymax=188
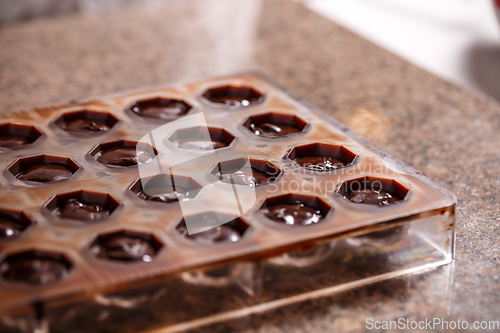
xmin=0 ymin=215 xmax=24 ymax=239
xmin=285 ymin=143 xmax=357 ymax=172
xmin=179 ymin=225 xmax=242 ymax=245
xmin=337 ymin=176 xmax=409 ymax=207
xmin=96 ymin=147 xmax=154 ymax=167
xmin=169 ymin=127 xmax=235 ymax=151
xmin=0 ymin=251 xmax=71 ymax=285
xmin=0 ymin=123 xmax=43 ymax=148
xmin=54 ymin=110 xmax=118 ymax=135
xmin=345 ymin=189 xmax=398 ymax=206
xmin=202 ymin=85 xmax=263 ymax=107
xmin=90 ymin=231 xmax=162 ymax=262
xmin=216 ymin=167 xmax=272 ymax=187
xmin=17 ymin=164 xmax=73 ymax=183
xmin=58 ymin=199 xmax=113 ymax=221
xmin=130 ymin=174 xmax=203 ymax=203
xmin=243 ymin=113 xmax=308 ymax=138
xmin=264 ymin=203 xmax=323 ymax=226
xmin=130 ymin=98 xmax=191 ymax=121
xmin=137 ymin=185 xmax=196 ymax=203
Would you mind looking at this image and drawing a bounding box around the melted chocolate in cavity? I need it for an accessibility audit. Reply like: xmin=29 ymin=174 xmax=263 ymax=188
xmin=96 ymin=147 xmax=153 ymax=167
xmin=93 ymin=236 xmax=156 ymax=262
xmin=181 ymin=225 xmax=241 ymax=245
xmin=250 ymin=123 xmax=299 ymax=138
xmin=17 ymin=164 xmax=73 ymax=183
xmin=175 ymin=139 xmax=227 ymax=151
xmin=265 ymin=203 xmax=323 ymax=226
xmin=209 ymin=95 xmax=259 ymax=107
xmin=137 ymin=185 xmax=195 ymax=203
xmin=345 ymin=189 xmax=399 ymax=206
xmin=1 ymin=258 xmax=68 ymax=285
xmin=132 ymin=100 xmax=189 ymax=121
xmin=0 ymin=135 xmax=30 ymax=148
xmin=294 ymin=156 xmax=346 ymax=171
xmin=0 ymin=215 xmax=23 ymax=239
xmin=217 ymin=168 xmax=271 ymax=186
xmin=63 ymin=119 xmax=110 ymax=134
xmin=58 ymin=198 xmax=112 ymax=221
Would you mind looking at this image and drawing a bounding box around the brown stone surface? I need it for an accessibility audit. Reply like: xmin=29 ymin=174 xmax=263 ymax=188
xmin=0 ymin=0 xmax=499 ymax=331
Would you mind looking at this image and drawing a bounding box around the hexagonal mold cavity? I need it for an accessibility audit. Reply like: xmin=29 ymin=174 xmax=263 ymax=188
xmin=45 ymin=190 xmax=120 ymax=223
xmin=8 ymin=154 xmax=81 ymax=184
xmin=54 ymin=110 xmax=119 ymax=135
xmin=176 ymin=212 xmax=250 ymax=245
xmin=169 ymin=126 xmax=235 ymax=151
xmin=285 ymin=143 xmax=357 ymax=172
xmin=0 ymin=208 xmax=34 ymax=240
xmin=89 ymin=140 xmax=158 ymax=168
xmin=210 ymin=158 xmax=281 ymax=187
xmin=130 ymin=174 xmax=202 ymax=203
xmin=88 ymin=230 xmax=163 ymax=262
xmin=243 ymin=112 xmax=308 ymax=138
xmin=336 ymin=176 xmax=409 ymax=207
xmin=0 ymin=122 xmax=43 ymax=149
xmin=128 ymin=97 xmax=192 ymax=122
xmin=0 ymin=250 xmax=72 ymax=285
xmin=260 ymin=193 xmax=332 ymax=227
xmin=202 ymin=85 xmax=263 ymax=107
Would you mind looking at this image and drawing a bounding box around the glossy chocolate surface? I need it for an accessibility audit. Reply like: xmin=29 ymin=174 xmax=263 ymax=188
xmin=58 ymin=198 xmax=113 ymax=221
xmin=96 ymin=147 xmax=154 ymax=167
xmin=0 ymin=215 xmax=23 ymax=239
xmin=92 ymin=236 xmax=156 ymax=262
xmin=137 ymin=185 xmax=195 ymax=203
xmin=16 ymin=163 xmax=73 ymax=183
xmin=294 ymin=156 xmax=346 ymax=171
xmin=131 ymin=99 xmax=190 ymax=121
xmin=1 ymin=258 xmax=68 ymax=285
xmin=180 ymin=225 xmax=242 ymax=245
xmin=249 ymin=122 xmax=299 ymax=138
xmin=0 ymin=135 xmax=30 ymax=148
xmin=265 ymin=203 xmax=323 ymax=226
xmin=345 ymin=189 xmax=399 ymax=206
xmin=175 ymin=138 xmax=227 ymax=151
xmin=62 ymin=119 xmax=110 ymax=134
xmin=216 ymin=167 xmax=272 ymax=186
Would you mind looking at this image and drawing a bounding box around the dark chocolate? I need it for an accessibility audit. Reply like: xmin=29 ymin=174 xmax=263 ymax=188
xmin=132 ymin=100 xmax=190 ymax=121
xmin=0 ymin=215 xmax=23 ymax=239
xmin=265 ymin=203 xmax=323 ymax=226
xmin=216 ymin=167 xmax=271 ymax=186
xmin=16 ymin=163 xmax=73 ymax=183
xmin=96 ymin=147 xmax=154 ymax=167
xmin=181 ymin=225 xmax=241 ymax=245
xmin=137 ymin=185 xmax=195 ymax=203
xmin=62 ymin=119 xmax=110 ymax=134
xmin=294 ymin=156 xmax=346 ymax=171
xmin=345 ymin=189 xmax=399 ymax=206
xmin=0 ymin=135 xmax=30 ymax=148
xmin=58 ymin=198 xmax=112 ymax=221
xmin=1 ymin=258 xmax=68 ymax=285
xmin=92 ymin=236 xmax=156 ymax=262
xmin=249 ymin=122 xmax=299 ymax=138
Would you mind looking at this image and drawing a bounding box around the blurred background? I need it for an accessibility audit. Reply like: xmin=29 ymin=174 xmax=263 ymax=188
xmin=1 ymin=0 xmax=500 ymax=101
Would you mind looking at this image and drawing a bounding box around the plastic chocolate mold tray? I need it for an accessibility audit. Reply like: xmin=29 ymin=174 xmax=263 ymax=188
xmin=0 ymin=73 xmax=455 ymax=333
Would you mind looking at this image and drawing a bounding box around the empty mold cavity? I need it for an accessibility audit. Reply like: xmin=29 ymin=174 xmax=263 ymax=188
xmin=129 ymin=97 xmax=192 ymax=122
xmin=0 ymin=122 xmax=43 ymax=149
xmin=89 ymin=140 xmax=158 ymax=168
xmin=0 ymin=208 xmax=34 ymax=240
xmin=211 ymin=158 xmax=282 ymax=187
xmin=176 ymin=212 xmax=250 ymax=245
xmin=8 ymin=154 xmax=80 ymax=184
xmin=285 ymin=143 xmax=357 ymax=172
xmin=130 ymin=174 xmax=202 ymax=203
xmin=0 ymin=250 xmax=72 ymax=285
xmin=202 ymin=85 xmax=263 ymax=107
xmin=243 ymin=112 xmax=308 ymax=138
xmin=54 ymin=110 xmax=118 ymax=134
xmin=336 ymin=176 xmax=409 ymax=207
xmin=89 ymin=230 xmax=163 ymax=262
xmin=168 ymin=126 xmax=235 ymax=151
xmin=45 ymin=190 xmax=120 ymax=222
xmin=260 ymin=193 xmax=332 ymax=226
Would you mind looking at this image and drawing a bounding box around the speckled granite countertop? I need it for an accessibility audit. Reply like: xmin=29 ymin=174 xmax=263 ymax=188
xmin=1 ymin=0 xmax=499 ymax=332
